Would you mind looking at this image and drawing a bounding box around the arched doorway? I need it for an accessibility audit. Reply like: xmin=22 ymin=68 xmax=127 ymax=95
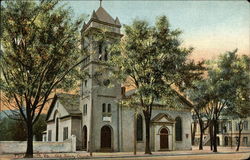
xmin=224 ymin=136 xmax=228 ymax=146
xmin=82 ymin=126 xmax=87 ymax=150
xmin=101 ymin=125 xmax=112 ymax=150
xmin=160 ymin=128 xmax=169 ymax=150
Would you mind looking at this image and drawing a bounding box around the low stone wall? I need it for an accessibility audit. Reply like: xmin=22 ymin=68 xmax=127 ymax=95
xmin=0 ymin=135 xmax=76 ymax=154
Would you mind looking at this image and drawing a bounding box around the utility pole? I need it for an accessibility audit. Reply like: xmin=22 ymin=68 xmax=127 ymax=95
xmin=231 ymin=121 xmax=233 ymax=148
xmin=133 ymin=110 xmax=137 ymax=155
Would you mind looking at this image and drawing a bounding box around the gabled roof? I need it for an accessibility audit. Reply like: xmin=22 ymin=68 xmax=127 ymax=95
xmin=46 ymin=93 xmax=81 ymax=121
xmin=57 ymin=93 xmax=81 ymax=115
xmin=123 ymin=88 xmax=193 ymax=110
xmin=151 ymin=113 xmax=175 ymax=123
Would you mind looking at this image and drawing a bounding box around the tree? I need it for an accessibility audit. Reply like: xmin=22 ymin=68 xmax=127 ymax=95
xmin=188 ymin=76 xmax=215 ymax=150
xmin=0 ymin=112 xmax=46 ymax=141
xmin=208 ymin=50 xmax=249 ymax=152
xmin=187 ymin=50 xmax=250 ymax=152
xmin=223 ymin=55 xmax=250 ymax=151
xmin=33 ymin=114 xmax=47 ymax=141
xmin=0 ymin=116 xmax=16 ymax=141
xmin=0 ymin=0 xmax=84 ymax=157
xmin=109 ymin=16 xmax=204 ymax=154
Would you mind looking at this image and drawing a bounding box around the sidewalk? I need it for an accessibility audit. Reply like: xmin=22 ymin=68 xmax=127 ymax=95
xmin=0 ymin=146 xmax=250 ymax=160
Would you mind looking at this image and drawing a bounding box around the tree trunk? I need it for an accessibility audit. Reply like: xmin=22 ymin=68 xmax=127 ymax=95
xmin=212 ymin=119 xmax=218 ymax=152
xmin=192 ymin=121 xmax=197 ymax=145
xmin=198 ymin=120 xmax=204 ymax=150
xmin=236 ymin=122 xmax=242 ymax=152
xmin=25 ymin=121 xmax=33 ymax=158
xmin=209 ymin=123 xmax=213 ymax=151
xmin=144 ymin=114 xmax=152 ymax=154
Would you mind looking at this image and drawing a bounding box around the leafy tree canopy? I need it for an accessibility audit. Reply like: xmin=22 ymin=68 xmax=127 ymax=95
xmin=110 ymin=16 xmax=204 ymax=108
xmin=109 ymin=16 xmax=204 ymax=154
xmin=0 ymin=0 xmax=85 ymax=157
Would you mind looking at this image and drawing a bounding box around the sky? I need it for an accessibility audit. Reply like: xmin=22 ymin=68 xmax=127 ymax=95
xmin=65 ymin=0 xmax=250 ymax=61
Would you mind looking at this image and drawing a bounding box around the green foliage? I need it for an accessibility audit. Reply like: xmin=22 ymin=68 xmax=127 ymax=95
xmin=109 ymin=16 xmax=204 ymax=154
xmin=33 ymin=114 xmax=47 ymax=141
xmin=0 ymin=114 xmax=46 ymax=141
xmin=221 ymin=53 xmax=250 ymax=119
xmin=0 ymin=0 xmax=84 ymax=123
xmin=0 ymin=0 xmax=84 ymax=156
xmin=188 ymin=50 xmax=250 ymax=119
xmin=187 ymin=50 xmax=249 ymax=152
xmin=0 ymin=117 xmax=16 ymax=141
xmin=110 ymin=16 xmax=203 ymax=109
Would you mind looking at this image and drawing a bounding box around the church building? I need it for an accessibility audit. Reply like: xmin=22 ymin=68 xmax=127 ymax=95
xmin=46 ymin=4 xmax=193 ymax=152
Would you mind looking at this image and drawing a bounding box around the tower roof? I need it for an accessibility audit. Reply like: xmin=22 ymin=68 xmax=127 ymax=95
xmin=91 ymin=10 xmax=98 ymax=20
xmin=82 ymin=6 xmax=121 ymax=34
xmin=115 ymin=17 xmax=121 ymax=26
xmin=88 ymin=6 xmax=121 ymax=27
xmin=94 ymin=6 xmax=118 ymax=26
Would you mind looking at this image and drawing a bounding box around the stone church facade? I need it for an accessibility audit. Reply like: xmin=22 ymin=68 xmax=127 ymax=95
xmin=46 ymin=5 xmax=192 ymax=152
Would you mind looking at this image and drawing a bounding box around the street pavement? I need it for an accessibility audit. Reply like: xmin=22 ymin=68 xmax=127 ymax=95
xmin=0 ymin=146 xmax=249 ymax=160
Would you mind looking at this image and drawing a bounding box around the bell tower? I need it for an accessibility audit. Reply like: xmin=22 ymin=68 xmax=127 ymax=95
xmin=79 ymin=3 xmax=122 ymax=152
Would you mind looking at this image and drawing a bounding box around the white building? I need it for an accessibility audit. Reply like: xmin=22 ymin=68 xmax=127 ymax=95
xmin=46 ymin=5 xmax=193 ymax=152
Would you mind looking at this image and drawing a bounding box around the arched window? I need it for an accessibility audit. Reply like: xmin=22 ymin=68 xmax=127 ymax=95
xmin=98 ymin=42 xmax=103 ymax=60
xmin=104 ymin=47 xmax=108 ymax=61
xmin=108 ymin=104 xmax=111 ymax=113
xmin=243 ymin=121 xmax=248 ymax=130
xmin=137 ymin=114 xmax=143 ymax=141
xmin=175 ymin=117 xmax=182 ymax=141
xmin=56 ymin=118 xmax=59 ymax=141
xmin=102 ymin=103 xmax=106 ymax=113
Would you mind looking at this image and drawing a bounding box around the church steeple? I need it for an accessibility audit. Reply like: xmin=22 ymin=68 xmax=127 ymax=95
xmin=81 ymin=0 xmax=121 ymax=34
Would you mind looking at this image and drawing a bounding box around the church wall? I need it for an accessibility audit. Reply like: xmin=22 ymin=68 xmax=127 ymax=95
xmin=46 ymin=101 xmax=72 ymax=143
xmin=151 ymin=109 xmax=192 ymax=150
xmin=46 ymin=118 xmax=72 ymax=142
xmin=58 ymin=118 xmax=72 ymax=142
xmin=119 ymin=106 xmax=192 ymax=151
xmin=47 ymin=101 xmax=69 ymax=121
xmin=80 ymin=96 xmax=91 ymax=150
xmin=120 ymin=107 xmax=135 ymax=152
xmin=71 ymin=117 xmax=82 ymax=149
xmin=46 ymin=122 xmax=55 ymax=142
xmin=91 ymin=93 xmax=120 ymax=151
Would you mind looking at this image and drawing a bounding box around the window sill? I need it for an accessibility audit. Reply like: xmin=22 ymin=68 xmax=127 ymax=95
xmin=136 ymin=141 xmax=144 ymax=143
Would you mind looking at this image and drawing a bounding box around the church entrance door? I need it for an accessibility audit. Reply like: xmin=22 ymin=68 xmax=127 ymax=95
xmin=101 ymin=126 xmax=112 ymax=151
xmin=160 ymin=128 xmax=169 ymax=150
xmin=82 ymin=126 xmax=87 ymax=150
